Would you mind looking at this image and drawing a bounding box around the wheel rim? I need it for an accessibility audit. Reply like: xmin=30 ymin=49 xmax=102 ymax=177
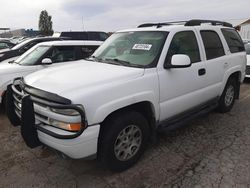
xmin=114 ymin=125 xmax=142 ymax=161
xmin=225 ymin=85 xmax=235 ymax=107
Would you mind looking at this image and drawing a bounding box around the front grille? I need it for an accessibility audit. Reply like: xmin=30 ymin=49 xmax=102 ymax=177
xmin=12 ymin=83 xmax=61 ymax=125
xmin=11 ymin=80 xmax=82 ymax=126
xmin=246 ymin=65 xmax=250 ymax=75
xmin=10 ymin=79 xmax=86 ymax=139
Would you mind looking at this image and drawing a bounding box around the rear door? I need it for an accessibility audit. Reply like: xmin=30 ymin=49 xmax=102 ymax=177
xmin=198 ymin=29 xmax=228 ymax=98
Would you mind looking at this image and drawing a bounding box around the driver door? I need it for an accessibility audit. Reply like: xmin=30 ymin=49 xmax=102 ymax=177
xmin=158 ymin=30 xmax=208 ymax=121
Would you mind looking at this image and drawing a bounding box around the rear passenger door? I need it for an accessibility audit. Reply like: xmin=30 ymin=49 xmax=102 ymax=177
xmin=198 ymin=30 xmax=228 ymax=98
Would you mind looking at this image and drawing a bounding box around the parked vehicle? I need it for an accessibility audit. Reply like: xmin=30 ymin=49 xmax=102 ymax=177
xmin=0 ymin=40 xmax=102 ymax=105
xmin=0 ymin=39 xmax=15 ymax=50
xmin=53 ymin=31 xmax=109 ymax=41
xmin=0 ymin=37 xmax=67 ymax=62
xmin=245 ymin=43 xmax=250 ymax=78
xmin=6 ymin=20 xmax=246 ymax=172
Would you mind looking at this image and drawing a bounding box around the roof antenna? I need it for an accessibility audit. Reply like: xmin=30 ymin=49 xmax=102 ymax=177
xmin=82 ymin=16 xmax=84 ymax=31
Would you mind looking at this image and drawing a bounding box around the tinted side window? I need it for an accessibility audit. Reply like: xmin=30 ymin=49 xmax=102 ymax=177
xmin=81 ymin=45 xmax=99 ymax=58
xmin=61 ymin=32 xmax=88 ymax=40
xmin=221 ymin=29 xmax=245 ymax=53
xmin=100 ymin=33 xmax=109 ymax=41
xmin=88 ymin=32 xmax=100 ymax=41
xmin=45 ymin=46 xmax=77 ymax=63
xmin=166 ymin=31 xmax=201 ymax=64
xmin=200 ymin=31 xmax=225 ymax=60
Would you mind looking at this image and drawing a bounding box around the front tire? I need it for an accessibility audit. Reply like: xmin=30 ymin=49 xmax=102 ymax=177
xmin=98 ymin=111 xmax=150 ymax=172
xmin=217 ymin=78 xmax=237 ymax=113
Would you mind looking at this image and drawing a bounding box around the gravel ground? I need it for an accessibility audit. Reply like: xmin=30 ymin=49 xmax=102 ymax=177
xmin=0 ymin=80 xmax=250 ymax=188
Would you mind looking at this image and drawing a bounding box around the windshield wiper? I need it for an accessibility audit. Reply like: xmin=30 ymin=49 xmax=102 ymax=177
xmin=85 ymin=56 xmax=103 ymax=62
xmin=104 ymin=58 xmax=142 ymax=68
xmin=8 ymin=60 xmax=19 ymax=64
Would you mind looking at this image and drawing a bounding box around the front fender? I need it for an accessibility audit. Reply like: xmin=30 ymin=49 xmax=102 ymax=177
xmin=91 ymin=91 xmax=159 ymax=125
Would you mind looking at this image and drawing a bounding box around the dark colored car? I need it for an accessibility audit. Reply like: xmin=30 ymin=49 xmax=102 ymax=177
xmin=0 ymin=37 xmax=66 ymax=62
xmin=54 ymin=31 xmax=109 ymax=41
xmin=0 ymin=40 xmax=15 ymax=50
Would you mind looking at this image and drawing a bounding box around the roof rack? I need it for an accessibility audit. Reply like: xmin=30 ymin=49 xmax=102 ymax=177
xmin=185 ymin=19 xmax=233 ymax=27
xmin=137 ymin=19 xmax=233 ymax=28
xmin=137 ymin=21 xmax=186 ymax=28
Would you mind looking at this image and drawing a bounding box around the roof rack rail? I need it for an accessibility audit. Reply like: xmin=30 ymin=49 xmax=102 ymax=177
xmin=184 ymin=19 xmax=233 ymax=27
xmin=137 ymin=23 xmax=170 ymax=28
xmin=137 ymin=21 xmax=187 ymax=28
xmin=137 ymin=19 xmax=233 ymax=28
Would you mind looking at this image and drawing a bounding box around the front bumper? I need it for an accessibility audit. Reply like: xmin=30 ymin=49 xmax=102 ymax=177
xmin=38 ymin=124 xmax=100 ymax=159
xmin=6 ymin=79 xmax=99 ymax=158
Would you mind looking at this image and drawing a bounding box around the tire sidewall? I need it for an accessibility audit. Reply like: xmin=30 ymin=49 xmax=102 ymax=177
xmin=219 ymin=78 xmax=237 ymax=112
xmin=99 ymin=111 xmax=150 ymax=171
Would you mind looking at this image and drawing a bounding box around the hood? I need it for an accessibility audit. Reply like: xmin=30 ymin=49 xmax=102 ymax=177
xmin=247 ymin=55 xmax=250 ymax=66
xmin=24 ymin=60 xmax=145 ymax=96
xmin=0 ymin=56 xmax=33 ymax=75
xmin=0 ymin=61 xmax=22 ymax=75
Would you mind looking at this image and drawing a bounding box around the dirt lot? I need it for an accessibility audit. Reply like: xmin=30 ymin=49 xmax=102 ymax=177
xmin=1 ymin=81 xmax=250 ymax=188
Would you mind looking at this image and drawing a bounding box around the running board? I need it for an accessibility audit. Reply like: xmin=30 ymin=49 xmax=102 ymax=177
xmin=157 ymin=101 xmax=218 ymax=132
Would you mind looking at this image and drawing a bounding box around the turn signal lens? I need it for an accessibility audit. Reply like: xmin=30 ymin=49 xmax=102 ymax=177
xmin=49 ymin=119 xmax=83 ymax=132
xmin=67 ymin=123 xmax=82 ymax=131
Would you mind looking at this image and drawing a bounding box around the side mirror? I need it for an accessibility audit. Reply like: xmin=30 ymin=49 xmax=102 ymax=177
xmin=41 ymin=58 xmax=52 ymax=65
xmin=164 ymin=54 xmax=191 ymax=69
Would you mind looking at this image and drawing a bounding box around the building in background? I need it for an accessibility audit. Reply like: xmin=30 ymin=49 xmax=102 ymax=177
xmin=0 ymin=28 xmax=40 ymax=38
xmin=226 ymin=19 xmax=250 ymax=39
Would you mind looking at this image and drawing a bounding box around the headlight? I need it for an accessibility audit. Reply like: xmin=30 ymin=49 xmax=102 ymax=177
xmin=50 ymin=108 xmax=80 ymax=116
xmin=48 ymin=119 xmax=82 ymax=132
xmin=0 ymin=54 xmax=4 ymax=58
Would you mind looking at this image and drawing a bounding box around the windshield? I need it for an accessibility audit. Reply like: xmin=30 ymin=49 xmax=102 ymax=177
xmin=245 ymin=43 xmax=250 ymax=55
xmin=91 ymin=31 xmax=168 ymax=68
xmin=16 ymin=46 xmax=50 ymax=66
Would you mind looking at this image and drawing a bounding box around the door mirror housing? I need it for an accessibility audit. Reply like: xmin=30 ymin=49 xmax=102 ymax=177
xmin=41 ymin=58 xmax=52 ymax=65
xmin=164 ymin=54 xmax=191 ymax=69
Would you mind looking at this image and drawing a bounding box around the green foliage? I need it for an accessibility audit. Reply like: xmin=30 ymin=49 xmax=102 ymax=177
xmin=38 ymin=10 xmax=53 ymax=36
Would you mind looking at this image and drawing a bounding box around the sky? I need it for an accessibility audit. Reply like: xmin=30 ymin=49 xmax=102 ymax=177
xmin=0 ymin=0 xmax=249 ymax=32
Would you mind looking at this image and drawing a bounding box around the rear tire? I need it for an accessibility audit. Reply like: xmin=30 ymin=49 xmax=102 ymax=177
xmin=217 ymin=78 xmax=237 ymax=113
xmin=98 ymin=111 xmax=150 ymax=172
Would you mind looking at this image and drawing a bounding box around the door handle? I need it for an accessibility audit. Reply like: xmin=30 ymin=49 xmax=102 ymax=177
xmin=224 ymin=62 xmax=229 ymax=68
xmin=198 ymin=68 xmax=206 ymax=76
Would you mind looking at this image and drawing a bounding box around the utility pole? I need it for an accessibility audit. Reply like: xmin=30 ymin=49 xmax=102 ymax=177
xmin=82 ymin=16 xmax=84 ymax=31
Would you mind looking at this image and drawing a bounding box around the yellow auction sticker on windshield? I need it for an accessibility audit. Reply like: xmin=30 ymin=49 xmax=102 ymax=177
xmin=132 ymin=44 xmax=152 ymax=50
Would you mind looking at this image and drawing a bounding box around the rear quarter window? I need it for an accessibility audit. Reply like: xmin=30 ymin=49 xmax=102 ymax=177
xmin=221 ymin=29 xmax=245 ymax=53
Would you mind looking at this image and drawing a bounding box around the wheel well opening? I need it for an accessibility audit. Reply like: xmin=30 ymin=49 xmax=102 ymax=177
xmin=229 ymin=71 xmax=241 ymax=99
xmin=101 ymin=101 xmax=156 ymax=133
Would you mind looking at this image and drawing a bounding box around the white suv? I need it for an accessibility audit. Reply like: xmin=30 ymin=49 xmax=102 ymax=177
xmin=6 ymin=20 xmax=246 ymax=172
